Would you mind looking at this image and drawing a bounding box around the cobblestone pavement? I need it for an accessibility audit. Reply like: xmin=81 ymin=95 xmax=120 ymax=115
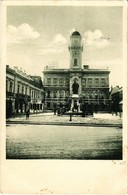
xmin=6 ymin=125 xmax=122 ymax=159
xmin=7 ymin=112 xmax=122 ymax=126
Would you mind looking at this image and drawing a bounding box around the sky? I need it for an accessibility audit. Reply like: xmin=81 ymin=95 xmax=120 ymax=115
xmin=7 ymin=6 xmax=123 ymax=87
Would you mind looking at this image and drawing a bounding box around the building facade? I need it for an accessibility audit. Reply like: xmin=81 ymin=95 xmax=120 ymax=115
xmin=43 ymin=31 xmax=110 ymax=111
xmin=6 ymin=65 xmax=44 ymax=118
xmin=110 ymin=86 xmax=123 ymax=115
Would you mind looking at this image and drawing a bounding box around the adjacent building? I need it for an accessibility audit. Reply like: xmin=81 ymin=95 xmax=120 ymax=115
xmin=110 ymin=86 xmax=123 ymax=115
xmin=43 ymin=31 xmax=110 ymax=111
xmin=6 ymin=65 xmax=44 ymax=118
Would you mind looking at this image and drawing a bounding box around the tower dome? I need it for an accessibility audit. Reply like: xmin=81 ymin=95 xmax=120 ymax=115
xmin=71 ymin=31 xmax=81 ymax=36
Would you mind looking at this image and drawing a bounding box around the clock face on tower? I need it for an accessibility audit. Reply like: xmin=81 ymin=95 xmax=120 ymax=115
xmin=73 ymin=39 xmax=78 ymax=45
xmin=73 ymin=52 xmax=77 ymax=57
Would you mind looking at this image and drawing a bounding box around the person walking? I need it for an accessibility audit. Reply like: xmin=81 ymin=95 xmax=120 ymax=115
xmin=26 ymin=108 xmax=30 ymax=119
xmin=53 ymin=103 xmax=57 ymax=115
xmin=26 ymin=102 xmax=31 ymax=119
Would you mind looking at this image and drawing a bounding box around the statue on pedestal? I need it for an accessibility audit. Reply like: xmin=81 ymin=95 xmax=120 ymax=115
xmin=72 ymin=80 xmax=79 ymax=94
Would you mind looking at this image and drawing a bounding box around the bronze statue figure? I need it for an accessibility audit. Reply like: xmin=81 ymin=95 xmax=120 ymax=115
xmin=72 ymin=80 xmax=79 ymax=94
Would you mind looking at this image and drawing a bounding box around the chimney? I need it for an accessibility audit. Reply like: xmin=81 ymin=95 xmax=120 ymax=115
xmin=83 ymin=65 xmax=89 ymax=69
xmin=14 ymin=66 xmax=18 ymax=71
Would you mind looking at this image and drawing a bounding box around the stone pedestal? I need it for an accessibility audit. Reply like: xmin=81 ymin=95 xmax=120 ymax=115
xmin=70 ymin=94 xmax=80 ymax=112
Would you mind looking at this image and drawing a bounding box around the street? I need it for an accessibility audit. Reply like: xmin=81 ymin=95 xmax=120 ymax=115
xmin=7 ymin=112 xmax=122 ymax=126
xmin=6 ymin=124 xmax=122 ymax=160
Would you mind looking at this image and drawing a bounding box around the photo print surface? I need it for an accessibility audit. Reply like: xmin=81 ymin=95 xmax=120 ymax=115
xmin=6 ymin=5 xmax=123 ymax=160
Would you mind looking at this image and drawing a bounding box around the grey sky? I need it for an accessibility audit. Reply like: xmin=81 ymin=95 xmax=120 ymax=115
xmin=7 ymin=6 xmax=123 ymax=87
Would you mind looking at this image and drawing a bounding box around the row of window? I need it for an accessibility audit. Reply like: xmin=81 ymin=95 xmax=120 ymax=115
xmin=70 ymin=47 xmax=81 ymax=50
xmin=82 ymin=78 xmax=107 ymax=87
xmin=46 ymin=78 xmax=69 ymax=86
xmin=6 ymin=79 xmax=41 ymax=99
xmin=46 ymin=77 xmax=107 ymax=87
xmin=46 ymin=89 xmax=107 ymax=99
xmin=46 ymin=90 xmax=69 ymax=98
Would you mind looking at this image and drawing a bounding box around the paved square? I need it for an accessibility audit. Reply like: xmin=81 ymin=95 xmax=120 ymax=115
xmin=6 ymin=124 xmax=122 ymax=159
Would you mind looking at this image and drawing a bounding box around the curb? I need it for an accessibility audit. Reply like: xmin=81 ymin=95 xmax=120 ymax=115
xmin=6 ymin=121 xmax=122 ymax=128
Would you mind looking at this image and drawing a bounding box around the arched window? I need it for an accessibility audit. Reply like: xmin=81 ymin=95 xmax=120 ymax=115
xmin=47 ymin=90 xmax=50 ymax=98
xmin=74 ymin=58 xmax=77 ymax=66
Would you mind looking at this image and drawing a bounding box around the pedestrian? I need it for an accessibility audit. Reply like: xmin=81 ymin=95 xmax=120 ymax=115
xmin=26 ymin=109 xmax=30 ymax=119
xmin=26 ymin=102 xmax=31 ymax=119
xmin=57 ymin=104 xmax=60 ymax=116
xmin=26 ymin=110 xmax=29 ymax=119
xmin=53 ymin=103 xmax=57 ymax=115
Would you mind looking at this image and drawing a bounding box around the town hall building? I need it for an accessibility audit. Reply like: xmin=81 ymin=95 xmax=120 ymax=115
xmin=43 ymin=31 xmax=110 ymax=111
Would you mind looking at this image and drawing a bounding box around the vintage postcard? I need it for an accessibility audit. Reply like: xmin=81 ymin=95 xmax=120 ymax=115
xmin=0 ymin=0 xmax=127 ymax=194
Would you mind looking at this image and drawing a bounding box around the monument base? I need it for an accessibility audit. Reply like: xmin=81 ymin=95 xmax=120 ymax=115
xmin=72 ymin=94 xmax=79 ymax=99
xmin=70 ymin=94 xmax=80 ymax=112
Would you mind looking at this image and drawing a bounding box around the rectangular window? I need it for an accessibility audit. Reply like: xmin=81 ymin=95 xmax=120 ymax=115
xmin=65 ymin=78 xmax=69 ymax=86
xmin=25 ymin=87 xmax=27 ymax=95
xmin=17 ymin=84 xmax=20 ymax=93
xmin=59 ymin=78 xmax=64 ymax=86
xmin=88 ymin=78 xmax=92 ymax=87
xmin=47 ymin=78 xmax=51 ymax=85
xmin=29 ymin=89 xmax=31 ymax=96
xmin=94 ymin=78 xmax=99 ymax=87
xmin=53 ymin=78 xmax=58 ymax=85
xmin=82 ymin=78 xmax=87 ymax=87
xmin=36 ymin=92 xmax=38 ymax=98
xmin=101 ymin=78 xmax=106 ymax=87
xmin=53 ymin=91 xmax=57 ymax=98
xmin=60 ymin=90 xmax=64 ymax=98
xmin=9 ymin=82 xmax=13 ymax=93
xmin=31 ymin=90 xmax=34 ymax=98
xmin=22 ymin=85 xmax=24 ymax=94
xmin=6 ymin=80 xmax=8 ymax=92
xmin=65 ymin=91 xmax=69 ymax=97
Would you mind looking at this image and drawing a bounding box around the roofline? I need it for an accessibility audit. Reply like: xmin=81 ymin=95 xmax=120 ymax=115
xmin=43 ymin=68 xmax=110 ymax=74
xmin=6 ymin=66 xmax=43 ymax=89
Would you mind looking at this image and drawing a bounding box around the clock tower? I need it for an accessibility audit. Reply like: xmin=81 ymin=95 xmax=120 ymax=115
xmin=68 ymin=31 xmax=83 ymax=69
xmin=69 ymin=31 xmax=83 ymax=95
